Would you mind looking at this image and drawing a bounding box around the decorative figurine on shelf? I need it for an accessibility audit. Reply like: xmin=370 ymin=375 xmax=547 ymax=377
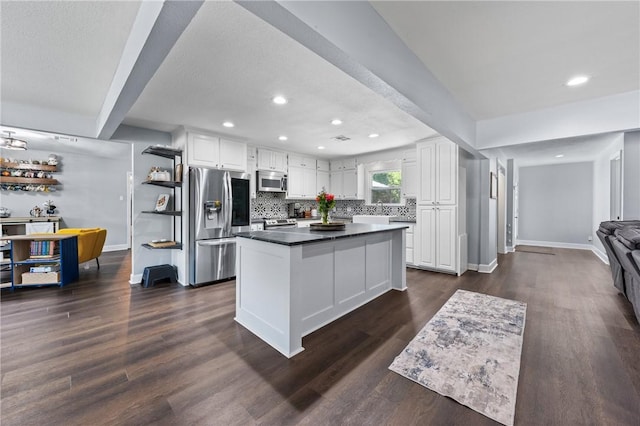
xmin=316 ymin=188 xmax=336 ymax=225
xmin=43 ymin=200 xmax=57 ymax=216
xmin=30 ymin=205 xmax=42 ymax=217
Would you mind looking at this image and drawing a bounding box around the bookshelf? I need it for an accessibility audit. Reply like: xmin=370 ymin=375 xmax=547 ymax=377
xmin=5 ymin=235 xmax=79 ymax=288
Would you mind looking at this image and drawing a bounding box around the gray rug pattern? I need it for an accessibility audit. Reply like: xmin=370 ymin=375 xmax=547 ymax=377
xmin=389 ymin=289 xmax=527 ymax=426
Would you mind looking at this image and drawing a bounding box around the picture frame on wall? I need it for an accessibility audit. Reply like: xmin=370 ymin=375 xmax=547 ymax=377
xmin=490 ymin=172 xmax=498 ymax=199
xmin=155 ymin=193 xmax=170 ymax=211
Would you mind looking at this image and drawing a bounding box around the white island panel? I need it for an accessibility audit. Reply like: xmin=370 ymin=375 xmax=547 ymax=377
xmin=235 ymin=224 xmax=407 ymax=357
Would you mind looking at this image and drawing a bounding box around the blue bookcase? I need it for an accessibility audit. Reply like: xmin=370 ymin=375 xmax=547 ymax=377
xmin=7 ymin=234 xmax=79 ymax=288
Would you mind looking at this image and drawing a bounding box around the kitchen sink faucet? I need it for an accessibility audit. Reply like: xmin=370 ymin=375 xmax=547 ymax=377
xmin=377 ymin=200 xmax=383 ymax=214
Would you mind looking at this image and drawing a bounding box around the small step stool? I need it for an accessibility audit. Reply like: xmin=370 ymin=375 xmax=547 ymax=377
xmin=141 ymin=264 xmax=178 ymax=288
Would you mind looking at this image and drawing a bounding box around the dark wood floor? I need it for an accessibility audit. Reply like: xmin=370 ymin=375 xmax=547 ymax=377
xmin=2 ymin=247 xmax=639 ymax=425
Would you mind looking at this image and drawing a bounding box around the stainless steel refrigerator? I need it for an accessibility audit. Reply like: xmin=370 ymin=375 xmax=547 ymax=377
xmin=189 ymin=167 xmax=251 ymax=286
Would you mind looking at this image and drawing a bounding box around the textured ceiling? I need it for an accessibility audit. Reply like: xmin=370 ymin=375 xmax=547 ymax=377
xmin=0 ymin=1 xmax=141 ymax=116
xmin=123 ymin=1 xmax=436 ymax=158
xmin=372 ymin=1 xmax=640 ymax=120
xmin=1 ymin=1 xmax=637 ymax=162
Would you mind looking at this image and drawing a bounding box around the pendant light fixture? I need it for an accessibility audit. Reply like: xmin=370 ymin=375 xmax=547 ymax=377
xmin=0 ymin=131 xmax=28 ymax=150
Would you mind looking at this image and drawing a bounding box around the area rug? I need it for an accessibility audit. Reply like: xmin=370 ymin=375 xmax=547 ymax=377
xmin=389 ymin=289 xmax=527 ymax=426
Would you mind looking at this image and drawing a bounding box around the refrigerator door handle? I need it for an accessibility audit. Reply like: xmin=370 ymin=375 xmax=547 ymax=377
xmin=197 ymin=238 xmax=236 ymax=246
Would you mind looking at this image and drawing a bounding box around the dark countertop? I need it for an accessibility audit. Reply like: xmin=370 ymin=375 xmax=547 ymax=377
xmin=236 ymin=223 xmax=409 ymax=246
xmin=390 ymin=217 xmax=416 ymax=223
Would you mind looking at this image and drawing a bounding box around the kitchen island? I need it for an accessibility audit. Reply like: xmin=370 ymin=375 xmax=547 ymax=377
xmin=234 ymin=223 xmax=408 ymax=357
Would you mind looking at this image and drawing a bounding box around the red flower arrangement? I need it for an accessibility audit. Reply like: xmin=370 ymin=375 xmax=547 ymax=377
xmin=316 ymin=189 xmax=336 ymax=224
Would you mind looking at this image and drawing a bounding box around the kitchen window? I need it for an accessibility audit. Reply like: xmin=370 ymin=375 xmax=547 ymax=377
xmin=365 ymin=160 xmax=402 ymax=205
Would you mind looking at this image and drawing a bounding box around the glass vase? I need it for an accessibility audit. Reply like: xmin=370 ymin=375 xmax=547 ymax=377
xmin=321 ymin=210 xmax=329 ymax=225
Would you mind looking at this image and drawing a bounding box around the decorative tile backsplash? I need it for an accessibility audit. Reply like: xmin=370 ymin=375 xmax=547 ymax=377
xmin=251 ymin=192 xmax=416 ymax=220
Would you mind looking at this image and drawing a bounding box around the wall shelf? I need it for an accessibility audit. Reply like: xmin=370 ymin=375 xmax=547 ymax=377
xmin=0 ymin=177 xmax=59 ymax=185
xmin=142 ymin=180 xmax=181 ymax=188
xmin=142 ymin=242 xmax=183 ymax=250
xmin=1 ymin=162 xmax=57 ymax=172
xmin=141 ymin=210 xmax=182 ymax=216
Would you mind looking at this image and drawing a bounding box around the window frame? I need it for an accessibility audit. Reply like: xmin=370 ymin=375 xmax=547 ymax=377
xmin=364 ymin=160 xmax=403 ymax=206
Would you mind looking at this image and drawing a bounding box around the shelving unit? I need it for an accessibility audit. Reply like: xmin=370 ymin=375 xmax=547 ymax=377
xmin=141 ymin=146 xmax=183 ymax=250
xmin=5 ymin=234 xmax=79 ymax=288
xmin=0 ymin=161 xmax=60 ymax=188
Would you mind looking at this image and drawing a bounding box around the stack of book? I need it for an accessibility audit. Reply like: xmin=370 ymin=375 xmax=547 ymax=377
xmin=29 ymin=240 xmax=59 ymax=259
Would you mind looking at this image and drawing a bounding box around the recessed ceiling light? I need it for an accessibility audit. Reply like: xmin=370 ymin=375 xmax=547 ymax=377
xmin=331 ymin=119 xmax=342 ymax=126
xmin=368 ymin=133 xmax=379 ymax=138
xmin=222 ymin=121 xmax=234 ymax=128
xmin=278 ymin=135 xmax=288 ymax=141
xmin=566 ymin=75 xmax=589 ymax=87
xmin=272 ymin=96 xmax=287 ymax=105
xmin=317 ymin=146 xmax=326 ymax=150
xmin=555 ymin=154 xmax=564 ymax=158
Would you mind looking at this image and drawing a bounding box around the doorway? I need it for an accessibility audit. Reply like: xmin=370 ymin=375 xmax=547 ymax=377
xmin=497 ymin=165 xmax=507 ymax=254
xmin=610 ymin=151 xmax=622 ymax=220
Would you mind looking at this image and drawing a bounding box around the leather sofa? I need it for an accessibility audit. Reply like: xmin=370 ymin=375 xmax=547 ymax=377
xmin=56 ymin=228 xmax=107 ymax=269
xmin=603 ymin=222 xmax=640 ymax=323
xmin=596 ymin=220 xmax=640 ymax=296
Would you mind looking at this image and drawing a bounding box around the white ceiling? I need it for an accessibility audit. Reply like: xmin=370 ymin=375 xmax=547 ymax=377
xmin=372 ymin=1 xmax=640 ymax=120
xmin=1 ymin=1 xmax=638 ymax=163
xmin=479 ymin=132 xmax=622 ymax=168
xmin=123 ymin=1 xmax=436 ymax=158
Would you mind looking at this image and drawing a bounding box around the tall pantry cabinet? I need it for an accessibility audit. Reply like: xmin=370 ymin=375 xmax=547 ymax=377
xmin=415 ymin=137 xmax=467 ymax=275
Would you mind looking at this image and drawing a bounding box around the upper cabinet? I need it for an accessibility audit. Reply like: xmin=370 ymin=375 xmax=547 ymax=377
xmin=401 ymin=159 xmax=417 ymax=198
xmin=257 ymin=149 xmax=287 ymax=173
xmin=417 ymin=137 xmax=458 ymax=205
xmin=247 ymin=146 xmax=258 ymax=199
xmin=187 ymin=132 xmax=247 ymax=171
xmin=316 ymin=160 xmax=330 ymax=193
xmin=288 ymin=154 xmax=316 ymax=170
xmin=330 ymin=158 xmax=358 ymax=199
xmin=331 ymin=158 xmax=357 ymax=171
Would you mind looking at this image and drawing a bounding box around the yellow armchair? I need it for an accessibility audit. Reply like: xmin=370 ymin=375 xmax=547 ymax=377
xmin=56 ymin=228 xmax=107 ymax=269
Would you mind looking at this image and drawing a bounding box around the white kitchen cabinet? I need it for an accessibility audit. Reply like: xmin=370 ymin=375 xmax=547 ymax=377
xmin=317 ymin=170 xmax=330 ymax=194
xmin=287 ymin=166 xmax=317 ymax=199
xmin=405 ymin=223 xmax=415 ymax=266
xmin=187 ymin=133 xmax=247 ymax=171
xmin=416 ymin=206 xmax=456 ymax=273
xmin=247 ymin=146 xmax=257 ymax=199
xmin=401 ymin=160 xmax=417 ymax=198
xmin=330 ymin=158 xmax=357 ymax=171
xmin=317 ymin=160 xmax=330 ymax=172
xmin=258 ymin=149 xmax=287 ymax=173
xmin=288 ymin=154 xmax=316 ymax=170
xmin=331 ymin=169 xmax=358 ymax=199
xmin=417 ymin=138 xmax=458 ymax=205
xmin=219 ymin=138 xmax=247 ymax=171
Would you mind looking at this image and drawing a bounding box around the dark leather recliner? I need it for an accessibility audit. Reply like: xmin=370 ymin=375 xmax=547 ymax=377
xmin=610 ymin=226 xmax=640 ymax=323
xmin=596 ymin=220 xmax=640 ymax=297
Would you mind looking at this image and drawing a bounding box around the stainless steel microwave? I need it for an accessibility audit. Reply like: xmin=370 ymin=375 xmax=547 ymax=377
xmin=257 ymin=170 xmax=287 ymax=192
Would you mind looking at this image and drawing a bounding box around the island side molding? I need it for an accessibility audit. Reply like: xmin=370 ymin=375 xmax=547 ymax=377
xmin=235 ymin=226 xmax=407 ymax=357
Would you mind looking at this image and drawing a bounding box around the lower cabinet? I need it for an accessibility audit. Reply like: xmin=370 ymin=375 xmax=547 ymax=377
xmin=415 ymin=206 xmax=457 ymax=273
xmin=405 ymin=223 xmax=415 ymax=266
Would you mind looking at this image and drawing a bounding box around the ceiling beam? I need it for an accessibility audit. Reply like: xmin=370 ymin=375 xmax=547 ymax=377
xmin=96 ymin=0 xmax=204 ymax=140
xmin=237 ymin=0 xmax=482 ymax=157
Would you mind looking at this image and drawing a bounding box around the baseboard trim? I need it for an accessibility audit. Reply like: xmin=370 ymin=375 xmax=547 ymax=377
xmin=591 ymin=246 xmax=609 ymax=265
xmin=129 ymin=273 xmax=142 ymax=285
xmin=467 ymin=263 xmax=479 ymax=272
xmin=478 ymin=259 xmax=498 ymax=274
xmin=506 ymin=245 xmax=515 ymax=253
xmin=516 ymin=240 xmax=593 ymax=251
xmin=103 ymin=244 xmax=129 ymax=252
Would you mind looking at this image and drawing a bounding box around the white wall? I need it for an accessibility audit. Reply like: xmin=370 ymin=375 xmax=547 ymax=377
xmin=592 ymin=134 xmax=624 ymax=259
xmin=518 ymin=162 xmax=594 ymax=246
xmin=2 ymin=135 xmax=131 ymax=250
xmin=623 ymin=131 xmax=640 ymax=219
